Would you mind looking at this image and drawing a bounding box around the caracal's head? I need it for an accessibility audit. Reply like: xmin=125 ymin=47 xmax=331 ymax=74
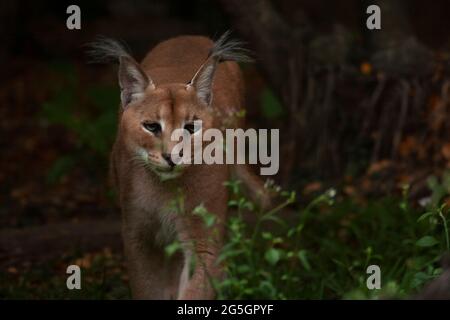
xmin=88 ymin=33 xmax=250 ymax=181
xmin=116 ymin=47 xmax=219 ymax=181
xmin=120 ymin=76 xmax=215 ymax=181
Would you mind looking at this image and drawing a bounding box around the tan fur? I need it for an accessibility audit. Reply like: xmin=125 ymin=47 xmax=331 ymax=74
xmin=109 ymin=35 xmax=267 ymax=299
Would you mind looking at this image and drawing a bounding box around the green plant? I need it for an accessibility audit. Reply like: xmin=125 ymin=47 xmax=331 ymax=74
xmin=212 ymin=179 xmax=449 ymax=299
xmin=40 ymin=62 xmax=119 ymax=183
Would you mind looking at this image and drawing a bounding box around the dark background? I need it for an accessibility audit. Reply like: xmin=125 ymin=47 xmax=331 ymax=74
xmin=2 ymin=0 xmax=450 ymax=299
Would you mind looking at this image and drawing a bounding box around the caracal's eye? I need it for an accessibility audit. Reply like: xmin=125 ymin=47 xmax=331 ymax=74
xmin=184 ymin=122 xmax=199 ymax=134
xmin=142 ymin=122 xmax=162 ymax=134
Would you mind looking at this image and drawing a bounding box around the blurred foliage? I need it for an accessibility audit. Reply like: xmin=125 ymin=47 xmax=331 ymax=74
xmin=40 ymin=61 xmax=119 ymax=184
xmin=426 ymin=171 xmax=450 ymax=209
xmin=261 ymin=88 xmax=284 ymax=120
xmin=206 ymin=179 xmax=449 ymax=299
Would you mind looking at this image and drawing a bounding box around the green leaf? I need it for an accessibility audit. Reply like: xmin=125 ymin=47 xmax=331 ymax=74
xmin=417 ymin=212 xmax=434 ymax=222
xmin=427 ymin=176 xmax=439 ymax=190
xmin=262 ymin=232 xmax=273 ymax=240
xmin=264 ymin=248 xmax=281 ymax=266
xmin=165 ymin=242 xmax=181 ymax=257
xmin=272 ymin=237 xmax=284 ymax=244
xmin=261 ymin=215 xmax=287 ymax=227
xmin=227 ymin=200 xmax=238 ymax=207
xmin=298 ymin=250 xmax=312 ymax=271
xmin=46 ymin=156 xmax=76 ymax=184
xmin=415 ymin=236 xmax=440 ymax=248
xmin=287 ymin=228 xmax=296 ymax=238
xmin=193 ymin=204 xmax=216 ymax=228
xmin=217 ymin=249 xmax=245 ymax=264
xmin=235 ymin=109 xmax=246 ymax=118
xmin=261 ymin=89 xmax=283 ymax=119
xmin=411 ymin=272 xmax=431 ymax=288
xmin=204 ymin=215 xmax=216 ymax=228
xmin=236 ymin=265 xmax=251 ymax=274
xmin=442 ymin=170 xmax=450 ymax=191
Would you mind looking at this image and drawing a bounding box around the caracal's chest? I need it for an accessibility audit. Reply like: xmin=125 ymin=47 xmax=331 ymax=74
xmin=125 ymin=174 xmax=181 ymax=246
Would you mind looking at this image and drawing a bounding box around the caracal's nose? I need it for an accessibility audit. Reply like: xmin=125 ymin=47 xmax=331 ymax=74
xmin=162 ymin=153 xmax=175 ymax=168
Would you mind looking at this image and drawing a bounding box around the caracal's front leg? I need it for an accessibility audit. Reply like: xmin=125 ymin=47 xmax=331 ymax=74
xmin=177 ymin=219 xmax=225 ymax=299
xmin=123 ymin=225 xmax=183 ymax=299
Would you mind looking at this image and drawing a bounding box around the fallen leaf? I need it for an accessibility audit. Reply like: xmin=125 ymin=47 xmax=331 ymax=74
xmin=344 ymin=185 xmax=356 ymax=196
xmin=303 ymin=181 xmax=322 ymax=194
xmin=360 ymin=62 xmax=372 ymax=75
xmin=7 ymin=267 xmax=18 ymax=274
xmin=442 ymin=143 xmax=450 ymax=160
xmin=367 ymin=160 xmax=392 ymax=175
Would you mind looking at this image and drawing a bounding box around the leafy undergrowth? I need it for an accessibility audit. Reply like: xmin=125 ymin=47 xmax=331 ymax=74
xmin=211 ymin=180 xmax=449 ymax=299
xmin=2 ymin=179 xmax=449 ymax=299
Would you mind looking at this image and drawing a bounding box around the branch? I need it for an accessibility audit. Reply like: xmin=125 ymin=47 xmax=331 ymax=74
xmin=0 ymin=219 xmax=121 ymax=268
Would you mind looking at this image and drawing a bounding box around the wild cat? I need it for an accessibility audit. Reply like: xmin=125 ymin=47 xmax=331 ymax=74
xmin=89 ymin=32 xmax=269 ymax=299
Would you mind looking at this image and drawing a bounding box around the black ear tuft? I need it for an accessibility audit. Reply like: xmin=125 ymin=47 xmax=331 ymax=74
xmin=188 ymin=31 xmax=253 ymax=106
xmin=85 ymin=36 xmax=131 ymax=64
xmin=209 ymin=30 xmax=254 ymax=63
xmin=86 ymin=36 xmax=154 ymax=108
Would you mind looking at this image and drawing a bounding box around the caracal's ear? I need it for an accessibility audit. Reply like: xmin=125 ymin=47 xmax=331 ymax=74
xmin=187 ymin=30 xmax=253 ymax=107
xmin=187 ymin=56 xmax=217 ymax=106
xmin=118 ymin=56 xmax=154 ymax=108
xmin=86 ymin=36 xmax=155 ymax=109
